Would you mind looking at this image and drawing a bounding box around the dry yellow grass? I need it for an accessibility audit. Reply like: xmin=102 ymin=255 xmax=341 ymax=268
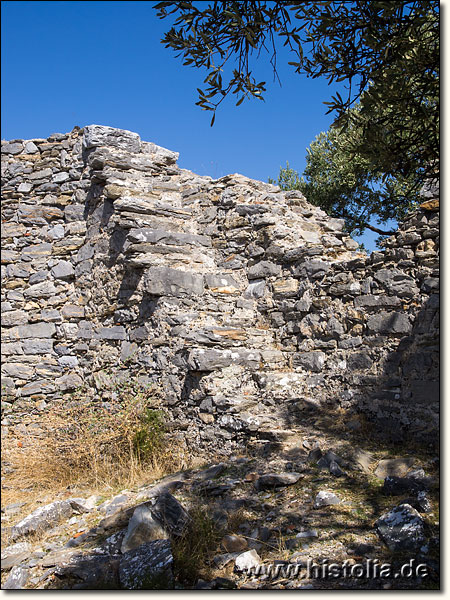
xmin=1 ymin=379 xmax=189 ymax=527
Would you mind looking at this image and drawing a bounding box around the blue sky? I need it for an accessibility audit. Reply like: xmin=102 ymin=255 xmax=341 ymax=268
xmin=2 ymin=1 xmax=399 ymax=251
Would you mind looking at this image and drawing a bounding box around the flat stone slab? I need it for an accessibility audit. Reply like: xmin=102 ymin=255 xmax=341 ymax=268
xmin=350 ymin=448 xmax=374 ymax=474
xmin=375 ymin=457 xmax=415 ymax=479
xmin=10 ymin=500 xmax=73 ymax=541
xmin=255 ymin=472 xmax=302 ymax=490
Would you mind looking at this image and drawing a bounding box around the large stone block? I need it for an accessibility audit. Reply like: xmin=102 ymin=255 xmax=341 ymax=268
xmin=144 ymin=267 xmax=204 ymax=297
xmin=96 ymin=326 xmax=127 ymax=340
xmin=248 ymin=261 xmax=281 ymax=280
xmin=204 ymin=273 xmax=241 ymax=294
xmin=83 ymin=125 xmax=141 ymax=153
xmin=22 ymin=339 xmax=54 ymax=354
xmin=2 ymin=363 xmax=35 ymax=379
xmin=121 ymin=504 xmax=167 ymax=554
xmin=187 ymin=348 xmax=261 ymax=371
xmin=293 ymin=351 xmax=326 ymax=372
xmin=374 ymin=268 xmax=418 ymax=298
xmin=55 ymin=373 xmax=83 ymax=391
xmin=1 ymin=310 xmax=28 ymax=327
xmin=375 ymin=504 xmax=425 ymax=552
xmin=23 ymin=281 xmax=58 ymax=298
xmin=367 ymin=312 xmax=412 ymax=335
xmin=127 ymin=228 xmax=211 ymax=248
xmin=51 ymin=260 xmax=75 ymax=280
xmin=2 ymin=322 xmax=56 ymax=340
xmin=1 ymin=142 xmax=23 ymax=155
xmin=354 ymin=295 xmax=401 ymax=309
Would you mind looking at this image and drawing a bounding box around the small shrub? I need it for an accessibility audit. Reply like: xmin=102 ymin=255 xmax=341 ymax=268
xmin=172 ymin=503 xmax=224 ymax=586
xmin=132 ymin=409 xmax=166 ymax=462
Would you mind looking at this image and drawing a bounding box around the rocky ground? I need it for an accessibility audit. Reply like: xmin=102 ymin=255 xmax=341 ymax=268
xmin=1 ymin=409 xmax=439 ymax=590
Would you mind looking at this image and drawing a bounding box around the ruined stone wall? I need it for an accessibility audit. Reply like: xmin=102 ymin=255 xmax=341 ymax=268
xmin=1 ymin=126 xmax=439 ymax=455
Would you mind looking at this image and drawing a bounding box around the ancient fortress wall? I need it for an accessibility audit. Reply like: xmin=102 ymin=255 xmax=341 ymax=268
xmin=1 ymin=126 xmax=439 ymax=454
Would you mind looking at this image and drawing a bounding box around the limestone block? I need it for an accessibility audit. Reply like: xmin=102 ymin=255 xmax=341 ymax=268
xmin=83 ymin=124 xmax=141 ymax=153
xmin=2 ymin=322 xmax=56 ymax=340
xmin=144 ymin=267 xmax=204 ymax=297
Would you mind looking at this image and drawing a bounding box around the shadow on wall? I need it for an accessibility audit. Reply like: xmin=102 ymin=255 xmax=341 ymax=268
xmin=270 ymin=293 xmax=439 ymax=456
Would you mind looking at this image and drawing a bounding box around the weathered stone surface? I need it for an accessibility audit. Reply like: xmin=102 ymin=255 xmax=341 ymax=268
xmin=3 ymin=322 xmax=56 ymax=340
xmin=20 ymin=379 xmax=56 ymax=396
xmin=128 ymin=228 xmax=210 ymax=247
xmin=22 ymin=339 xmax=54 ymax=354
xmin=10 ymin=501 xmax=73 ymax=541
xmin=56 ymin=554 xmax=120 ymax=589
xmin=243 ymin=280 xmax=266 ymax=298
xmin=383 ymin=475 xmax=429 ymax=496
xmin=293 ymin=351 xmax=325 ymax=372
xmin=1 ymin=541 xmax=31 ymax=563
xmin=64 ymin=204 xmax=85 ymax=222
xmin=121 ymin=504 xmax=168 ymax=553
xmin=272 ymin=277 xmax=299 ymax=296
xmin=248 ymin=261 xmax=281 ymax=280
xmin=187 ymin=348 xmax=261 ymax=371
xmin=18 ymin=205 xmax=63 ymax=224
xmin=375 ymin=504 xmax=425 ymax=552
xmin=61 ymin=304 xmax=85 ymax=319
xmin=23 ymin=281 xmax=58 ymax=298
xmin=255 ymin=472 xmax=302 ymax=490
xmin=150 ymin=492 xmax=190 ymax=537
xmin=329 ymin=460 xmax=344 ymax=477
xmin=119 ymin=539 xmax=174 ymax=589
xmin=95 ymin=326 xmax=127 ymax=340
xmin=28 ymin=167 xmax=53 ymax=180
xmin=313 ymin=491 xmax=341 ymax=508
xmin=21 ymin=242 xmax=53 ymax=259
xmin=234 ymin=549 xmax=260 ymax=572
xmin=141 ymin=141 xmax=179 ymax=164
xmin=374 ymin=458 xmax=415 ymax=479
xmin=205 ymin=273 xmax=240 ymax=293
xmin=2 ymin=362 xmax=34 ymax=379
xmin=0 ymin=125 xmax=439 ymax=460
xmin=2 ymin=142 xmax=23 ymax=154
xmin=51 ymin=260 xmax=75 ymax=279
xmin=1 ymin=310 xmax=28 ymax=327
xmin=83 ymin=124 xmax=141 ymax=153
xmin=1 ymin=342 xmax=23 ymax=355
xmin=367 ymin=312 xmax=412 ymax=335
xmin=354 ymin=295 xmax=401 ymax=309
xmin=144 ymin=267 xmax=204 ymax=297
xmin=55 ymin=373 xmax=83 ymax=391
xmin=24 ymin=141 xmax=39 ymax=154
xmin=2 ymin=566 xmax=30 ymax=589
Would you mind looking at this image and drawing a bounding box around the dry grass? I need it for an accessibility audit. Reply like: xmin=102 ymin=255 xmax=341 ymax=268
xmin=1 ymin=377 xmax=189 ymax=523
xmin=171 ymin=502 xmax=224 ymax=586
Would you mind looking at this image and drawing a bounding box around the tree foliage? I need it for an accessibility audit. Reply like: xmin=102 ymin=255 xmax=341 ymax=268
xmin=155 ymin=1 xmax=439 ymax=183
xmin=270 ymin=110 xmax=421 ymax=236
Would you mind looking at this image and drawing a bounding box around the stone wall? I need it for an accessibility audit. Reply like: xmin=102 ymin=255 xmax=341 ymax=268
xmin=1 ymin=126 xmax=439 ymax=455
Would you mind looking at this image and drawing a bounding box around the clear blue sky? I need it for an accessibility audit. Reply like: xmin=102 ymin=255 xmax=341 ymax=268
xmin=1 ymin=1 xmax=395 ymax=251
